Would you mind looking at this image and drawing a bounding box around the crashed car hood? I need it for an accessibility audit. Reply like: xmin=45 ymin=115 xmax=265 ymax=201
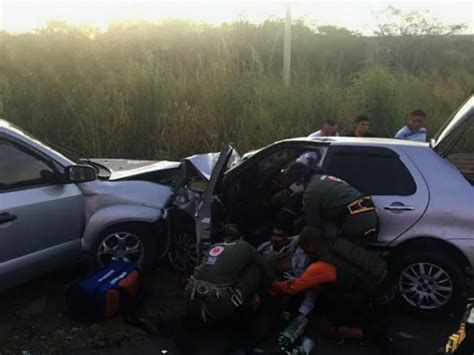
xmin=92 ymin=149 xmax=240 ymax=183
xmin=78 ymin=180 xmax=174 ymax=212
xmin=183 ymin=150 xmax=241 ymax=180
xmin=91 ymin=159 xmax=181 ymax=180
xmin=183 ymin=153 xmax=222 ymax=180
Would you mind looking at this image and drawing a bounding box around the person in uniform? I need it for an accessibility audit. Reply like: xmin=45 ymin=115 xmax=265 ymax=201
xmin=284 ymin=162 xmax=378 ymax=244
xmin=271 ymin=226 xmax=388 ymax=342
xmin=185 ymin=224 xmax=273 ymax=325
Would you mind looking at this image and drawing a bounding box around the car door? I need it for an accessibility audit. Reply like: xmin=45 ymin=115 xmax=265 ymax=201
xmin=322 ymin=144 xmax=429 ymax=244
xmin=432 ymin=95 xmax=474 ymax=183
xmin=194 ymin=146 xmax=235 ymax=254
xmin=0 ymin=136 xmax=84 ymax=289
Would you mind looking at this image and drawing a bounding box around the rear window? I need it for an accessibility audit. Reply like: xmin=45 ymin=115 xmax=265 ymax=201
xmin=323 ymin=146 xmax=416 ymax=196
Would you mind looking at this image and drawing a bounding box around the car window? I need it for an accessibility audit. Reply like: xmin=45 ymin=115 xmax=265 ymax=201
xmin=323 ymin=146 xmax=416 ymax=196
xmin=0 ymin=138 xmax=56 ymax=191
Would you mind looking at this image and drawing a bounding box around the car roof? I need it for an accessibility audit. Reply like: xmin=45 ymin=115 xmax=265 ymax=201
xmin=280 ymin=136 xmax=430 ymax=147
xmin=0 ymin=118 xmax=11 ymax=129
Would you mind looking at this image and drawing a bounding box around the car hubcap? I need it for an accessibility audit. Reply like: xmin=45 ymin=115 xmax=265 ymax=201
xmin=168 ymin=231 xmax=198 ymax=272
xmin=399 ymin=262 xmax=453 ymax=310
xmin=97 ymin=231 xmax=144 ymax=268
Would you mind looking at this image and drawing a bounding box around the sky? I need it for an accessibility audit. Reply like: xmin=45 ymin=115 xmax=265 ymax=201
xmin=1 ymin=0 xmax=473 ymax=35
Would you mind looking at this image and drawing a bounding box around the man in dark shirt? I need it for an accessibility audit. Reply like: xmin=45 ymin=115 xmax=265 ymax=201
xmin=345 ymin=115 xmax=375 ymax=137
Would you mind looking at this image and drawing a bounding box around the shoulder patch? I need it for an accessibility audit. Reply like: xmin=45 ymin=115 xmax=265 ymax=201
xmin=209 ymin=245 xmax=225 ymax=257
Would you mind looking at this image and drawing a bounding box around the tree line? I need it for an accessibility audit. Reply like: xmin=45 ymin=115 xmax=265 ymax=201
xmin=0 ymin=7 xmax=473 ymax=159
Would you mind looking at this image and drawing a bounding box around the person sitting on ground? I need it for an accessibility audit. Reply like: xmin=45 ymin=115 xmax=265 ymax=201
xmin=184 ymin=224 xmax=274 ymax=325
xmin=395 ymin=109 xmax=428 ymax=142
xmin=253 ymin=222 xmax=317 ymax=354
xmin=258 ymin=220 xmax=310 ymax=280
xmin=271 ymin=227 xmax=389 ymax=344
xmin=258 ymin=223 xmax=296 ymax=261
xmin=345 ymin=115 xmax=375 ymax=137
xmin=308 ymin=119 xmax=339 ymax=138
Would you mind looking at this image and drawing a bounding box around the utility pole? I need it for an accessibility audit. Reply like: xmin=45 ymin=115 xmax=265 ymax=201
xmin=283 ymin=2 xmax=292 ymax=87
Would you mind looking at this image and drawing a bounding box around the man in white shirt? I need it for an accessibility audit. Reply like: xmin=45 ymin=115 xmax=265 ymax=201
xmin=395 ymin=110 xmax=427 ymax=142
xmin=308 ymin=119 xmax=339 ymax=138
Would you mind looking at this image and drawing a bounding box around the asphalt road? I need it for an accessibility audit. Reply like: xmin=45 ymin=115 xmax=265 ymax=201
xmin=72 ymin=310 xmax=460 ymax=355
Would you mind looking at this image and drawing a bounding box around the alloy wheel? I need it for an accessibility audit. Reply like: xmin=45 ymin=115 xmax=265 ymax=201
xmin=168 ymin=231 xmax=199 ymax=272
xmin=399 ymin=262 xmax=453 ymax=310
xmin=97 ymin=231 xmax=145 ymax=268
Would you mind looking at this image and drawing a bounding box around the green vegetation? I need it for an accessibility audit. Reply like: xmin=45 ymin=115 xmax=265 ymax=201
xmin=0 ymin=7 xmax=473 ymax=159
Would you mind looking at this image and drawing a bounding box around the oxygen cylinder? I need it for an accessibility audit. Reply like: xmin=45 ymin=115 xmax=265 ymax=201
xmin=276 ymin=314 xmax=309 ymax=353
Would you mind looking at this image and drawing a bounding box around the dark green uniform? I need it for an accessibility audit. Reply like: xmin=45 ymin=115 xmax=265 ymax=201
xmin=304 ymin=174 xmax=378 ymax=243
xmin=187 ymin=240 xmax=273 ymax=322
xmin=321 ymin=239 xmax=387 ymax=296
xmin=318 ymin=239 xmax=388 ymax=328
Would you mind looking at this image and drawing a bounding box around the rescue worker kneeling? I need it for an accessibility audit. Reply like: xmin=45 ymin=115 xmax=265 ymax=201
xmin=185 ymin=224 xmax=273 ymax=325
xmin=271 ymin=226 xmax=388 ymax=342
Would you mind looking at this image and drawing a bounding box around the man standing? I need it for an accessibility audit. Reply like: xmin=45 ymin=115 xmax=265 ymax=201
xmin=185 ymin=224 xmax=273 ymax=324
xmin=346 ymin=115 xmax=375 ymax=137
xmin=395 ymin=109 xmax=428 ymax=142
xmin=308 ymin=119 xmax=339 ymax=138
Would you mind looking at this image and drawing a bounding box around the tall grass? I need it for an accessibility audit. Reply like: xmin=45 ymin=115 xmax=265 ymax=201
xmin=0 ymin=20 xmax=472 ymax=159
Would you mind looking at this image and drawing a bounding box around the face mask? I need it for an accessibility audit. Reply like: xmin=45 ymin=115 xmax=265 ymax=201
xmin=290 ymin=183 xmax=304 ymax=193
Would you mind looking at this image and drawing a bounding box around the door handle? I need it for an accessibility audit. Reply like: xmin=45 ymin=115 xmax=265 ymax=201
xmin=384 ymin=205 xmax=415 ymax=211
xmin=0 ymin=212 xmax=17 ymax=224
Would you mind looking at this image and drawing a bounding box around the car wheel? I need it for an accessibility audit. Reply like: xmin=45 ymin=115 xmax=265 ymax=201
xmin=168 ymin=229 xmax=199 ymax=273
xmin=394 ymin=251 xmax=466 ymax=316
xmin=91 ymin=224 xmax=157 ymax=270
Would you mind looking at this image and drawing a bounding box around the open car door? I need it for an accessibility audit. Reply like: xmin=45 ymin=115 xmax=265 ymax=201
xmin=433 ymin=95 xmax=474 ymax=183
xmin=433 ymin=95 xmax=474 ymax=156
xmin=194 ymin=145 xmax=235 ymax=255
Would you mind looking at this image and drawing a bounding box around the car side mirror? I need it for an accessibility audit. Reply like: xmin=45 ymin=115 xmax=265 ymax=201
xmin=66 ymin=165 xmax=97 ymax=183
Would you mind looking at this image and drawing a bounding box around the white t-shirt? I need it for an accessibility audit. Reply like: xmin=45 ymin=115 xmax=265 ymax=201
xmin=395 ymin=125 xmax=427 ymax=142
xmin=308 ymin=130 xmax=339 ymax=139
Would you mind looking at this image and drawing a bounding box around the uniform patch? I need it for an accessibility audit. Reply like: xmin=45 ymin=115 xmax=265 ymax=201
xmin=209 ymin=245 xmax=225 ymax=256
xmin=206 ymin=256 xmax=218 ymax=265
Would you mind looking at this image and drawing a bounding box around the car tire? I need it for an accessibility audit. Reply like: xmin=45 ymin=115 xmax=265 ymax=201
xmin=393 ymin=251 xmax=466 ymax=317
xmin=168 ymin=227 xmax=199 ymax=273
xmin=90 ymin=223 xmax=157 ymax=271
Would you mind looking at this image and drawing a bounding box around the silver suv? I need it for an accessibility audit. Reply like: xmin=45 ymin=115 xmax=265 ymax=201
xmin=0 ymin=121 xmax=174 ymax=291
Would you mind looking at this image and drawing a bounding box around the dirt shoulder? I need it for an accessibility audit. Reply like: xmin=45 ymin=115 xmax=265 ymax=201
xmin=0 ymin=266 xmax=187 ymax=354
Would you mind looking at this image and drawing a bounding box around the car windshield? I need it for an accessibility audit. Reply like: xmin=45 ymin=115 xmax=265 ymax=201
xmin=48 ymin=143 xmax=112 ymax=179
xmin=6 ymin=122 xmax=111 ymax=178
xmin=46 ymin=142 xmax=83 ymax=165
